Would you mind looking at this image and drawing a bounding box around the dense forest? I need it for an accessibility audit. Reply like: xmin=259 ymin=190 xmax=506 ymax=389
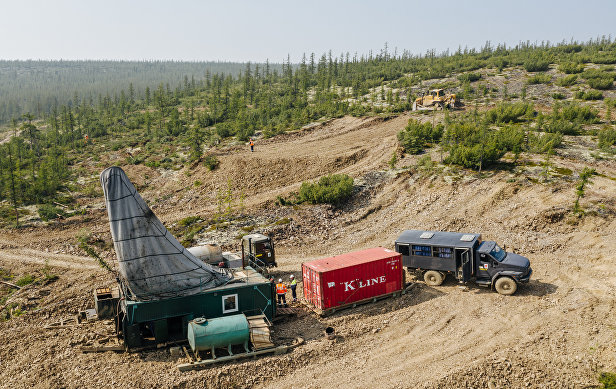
xmin=1 ymin=37 xmax=615 ymax=225
xmin=0 ymin=60 xmax=274 ymax=124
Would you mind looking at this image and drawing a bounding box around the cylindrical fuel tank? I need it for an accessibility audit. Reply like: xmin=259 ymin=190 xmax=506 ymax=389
xmin=187 ymin=314 xmax=250 ymax=353
xmin=187 ymin=244 xmax=223 ymax=264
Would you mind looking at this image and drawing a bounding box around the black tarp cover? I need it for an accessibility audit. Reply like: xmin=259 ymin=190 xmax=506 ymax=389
xmin=100 ymin=166 xmax=231 ymax=301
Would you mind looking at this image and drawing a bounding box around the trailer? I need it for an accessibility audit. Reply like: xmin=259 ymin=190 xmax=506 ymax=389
xmin=394 ymin=230 xmax=532 ymax=295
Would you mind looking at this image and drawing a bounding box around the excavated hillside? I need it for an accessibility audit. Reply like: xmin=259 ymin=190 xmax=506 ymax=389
xmin=1 ymin=109 xmax=616 ymax=388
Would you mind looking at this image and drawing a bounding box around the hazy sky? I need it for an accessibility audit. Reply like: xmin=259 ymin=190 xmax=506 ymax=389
xmin=1 ymin=0 xmax=615 ymax=62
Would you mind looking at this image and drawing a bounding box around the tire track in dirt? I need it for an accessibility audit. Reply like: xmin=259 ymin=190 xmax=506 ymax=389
xmin=0 ymin=246 xmax=100 ymax=270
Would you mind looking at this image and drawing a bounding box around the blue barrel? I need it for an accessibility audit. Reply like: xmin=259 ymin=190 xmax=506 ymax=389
xmin=187 ymin=314 xmax=250 ymax=357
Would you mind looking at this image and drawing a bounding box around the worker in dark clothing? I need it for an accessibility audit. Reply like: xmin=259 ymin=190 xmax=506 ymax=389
xmin=249 ymin=138 xmax=254 ymax=152
xmin=289 ymin=275 xmax=297 ymax=302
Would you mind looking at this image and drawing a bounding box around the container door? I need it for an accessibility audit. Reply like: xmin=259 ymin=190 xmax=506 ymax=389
xmin=313 ymin=270 xmax=322 ymax=309
xmin=456 ymin=248 xmax=471 ymax=282
xmin=302 ymin=266 xmax=310 ymax=300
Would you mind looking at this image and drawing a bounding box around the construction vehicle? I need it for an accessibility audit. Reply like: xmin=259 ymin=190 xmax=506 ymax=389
xmin=412 ymin=89 xmax=458 ymax=111
xmin=394 ymin=230 xmax=532 ymax=295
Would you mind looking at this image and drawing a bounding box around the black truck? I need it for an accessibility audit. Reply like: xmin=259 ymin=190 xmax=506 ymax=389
xmin=394 ymin=230 xmax=532 ymax=295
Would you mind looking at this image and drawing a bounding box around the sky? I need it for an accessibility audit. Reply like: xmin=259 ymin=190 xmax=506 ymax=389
xmin=1 ymin=0 xmax=615 ymax=63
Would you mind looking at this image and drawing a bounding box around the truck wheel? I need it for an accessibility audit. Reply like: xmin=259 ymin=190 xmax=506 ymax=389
xmin=494 ymin=277 xmax=517 ymax=295
xmin=424 ymin=271 xmax=444 ymax=286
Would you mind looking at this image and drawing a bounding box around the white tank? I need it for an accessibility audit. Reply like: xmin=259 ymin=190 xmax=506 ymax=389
xmin=187 ymin=244 xmax=224 ymax=264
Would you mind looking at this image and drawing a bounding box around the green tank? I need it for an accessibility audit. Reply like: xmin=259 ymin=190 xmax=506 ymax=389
xmin=187 ymin=314 xmax=250 ymax=358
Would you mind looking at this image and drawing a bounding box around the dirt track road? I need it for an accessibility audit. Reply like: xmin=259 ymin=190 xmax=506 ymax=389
xmin=1 ymin=113 xmax=616 ymax=388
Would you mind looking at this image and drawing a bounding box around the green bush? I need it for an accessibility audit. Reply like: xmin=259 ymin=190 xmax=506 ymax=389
xmin=598 ymin=127 xmax=616 ymax=149
xmin=552 ymin=102 xmax=598 ymax=123
xmin=545 ymin=119 xmax=580 ymax=135
xmin=528 ymin=132 xmax=563 ymax=153
xmin=485 ymin=102 xmax=534 ymax=124
xmin=524 ymin=59 xmax=550 ymax=72
xmin=298 ymin=174 xmax=354 ymax=205
xmin=397 ymin=119 xmax=444 ymax=154
xmin=526 ymin=73 xmax=552 ymax=85
xmin=558 ymin=62 xmax=584 ymax=74
xmin=178 ymin=216 xmax=200 ymax=227
xmin=556 ymin=74 xmax=578 ymax=87
xmin=574 ymin=90 xmax=603 ymax=100
xmin=16 ymin=274 xmax=35 ymax=287
xmin=457 ymin=73 xmax=481 ymax=83
xmin=38 ymin=204 xmax=65 ymax=221
xmin=587 ymin=77 xmax=614 ymax=90
xmin=441 ymin=122 xmax=512 ymax=170
xmin=204 ymin=154 xmax=219 ymax=171
xmin=600 ymin=372 xmax=616 ymax=388
xmin=551 ymin=92 xmax=566 ymax=100
xmin=583 ymin=69 xmax=615 ymax=90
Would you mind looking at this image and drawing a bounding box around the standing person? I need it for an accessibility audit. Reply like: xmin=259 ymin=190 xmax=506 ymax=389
xmin=249 ymin=138 xmax=254 ymax=152
xmin=276 ymin=278 xmax=287 ymax=307
xmin=289 ymin=275 xmax=297 ymax=302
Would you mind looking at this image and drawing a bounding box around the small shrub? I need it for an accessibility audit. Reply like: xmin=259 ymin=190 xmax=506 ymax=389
xmin=388 ymin=151 xmax=398 ymax=169
xmin=457 ymin=73 xmax=481 ymax=83
xmin=526 ymin=73 xmax=552 ymax=85
xmin=298 ymin=174 xmax=354 ymax=205
xmin=15 ymin=274 xmax=35 ymax=287
xmin=178 ymin=216 xmax=200 ymax=227
xmin=598 ymin=127 xmax=616 ymax=149
xmin=583 ymin=69 xmax=615 ymax=90
xmin=524 ymin=59 xmax=550 ymax=72
xmin=556 ymin=74 xmax=578 ymax=87
xmin=558 ymin=62 xmax=584 ymax=74
xmin=574 ymin=90 xmax=603 ymax=100
xmin=545 ymin=119 xmax=580 ymax=135
xmin=485 ymin=102 xmax=534 ymax=124
xmin=552 ymin=102 xmax=598 ymax=123
xmin=397 ymin=119 xmax=444 ymax=154
xmin=599 ymin=371 xmax=616 ymax=389
xmin=587 ymin=77 xmax=614 ymax=90
xmin=551 ymin=92 xmax=566 ymax=100
xmin=204 ymin=154 xmax=219 ymax=171
xmin=528 ymin=132 xmax=563 ymax=153
xmin=38 ymin=204 xmax=65 ymax=221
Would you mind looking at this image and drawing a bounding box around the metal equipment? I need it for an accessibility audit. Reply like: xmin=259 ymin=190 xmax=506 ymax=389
xmin=187 ymin=315 xmax=251 ymax=359
xmin=241 ymin=233 xmax=276 ymax=271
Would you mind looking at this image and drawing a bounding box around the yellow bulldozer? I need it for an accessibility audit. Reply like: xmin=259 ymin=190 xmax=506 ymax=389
xmin=412 ymin=89 xmax=458 ymax=111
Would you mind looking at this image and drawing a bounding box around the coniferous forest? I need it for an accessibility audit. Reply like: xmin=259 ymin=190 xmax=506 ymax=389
xmin=1 ymin=38 xmax=616 ymax=225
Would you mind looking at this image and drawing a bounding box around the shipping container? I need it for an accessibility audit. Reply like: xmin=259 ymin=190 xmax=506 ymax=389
xmin=302 ymin=247 xmax=404 ymax=314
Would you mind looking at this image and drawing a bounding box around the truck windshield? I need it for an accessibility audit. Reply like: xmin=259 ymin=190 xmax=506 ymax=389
xmin=490 ymin=244 xmax=507 ymax=262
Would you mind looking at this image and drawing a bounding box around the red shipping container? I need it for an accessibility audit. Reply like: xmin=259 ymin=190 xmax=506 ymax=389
xmin=302 ymin=247 xmax=404 ymax=312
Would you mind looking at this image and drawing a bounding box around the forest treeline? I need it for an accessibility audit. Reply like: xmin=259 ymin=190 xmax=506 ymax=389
xmin=0 ymin=60 xmax=272 ymax=125
xmin=0 ymin=37 xmax=615 ymax=225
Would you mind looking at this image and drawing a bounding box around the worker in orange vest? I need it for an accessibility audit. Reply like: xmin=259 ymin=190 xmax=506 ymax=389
xmin=249 ymin=138 xmax=254 ymax=152
xmin=276 ymin=278 xmax=288 ymax=307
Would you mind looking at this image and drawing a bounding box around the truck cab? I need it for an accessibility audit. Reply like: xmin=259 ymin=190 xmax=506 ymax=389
xmin=241 ymin=233 xmax=276 ymax=270
xmin=394 ymin=230 xmax=532 ymax=295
